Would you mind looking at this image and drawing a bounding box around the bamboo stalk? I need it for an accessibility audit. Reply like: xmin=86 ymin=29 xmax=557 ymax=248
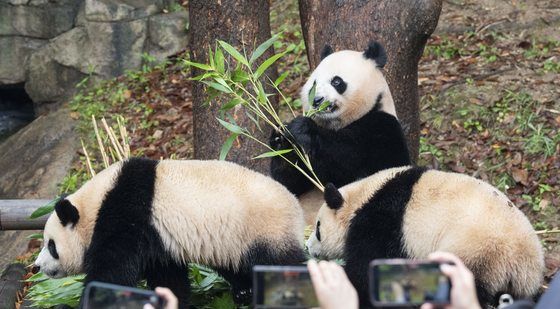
xmin=536 ymin=229 xmax=560 ymax=235
xmin=80 ymin=139 xmax=96 ymax=177
xmin=101 ymin=118 xmax=124 ymax=161
xmin=92 ymin=116 xmax=109 ymax=168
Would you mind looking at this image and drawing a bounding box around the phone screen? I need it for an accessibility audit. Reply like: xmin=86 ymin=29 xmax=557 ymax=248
xmin=369 ymin=259 xmax=451 ymax=307
xmin=253 ymin=265 xmax=319 ymax=308
xmin=83 ymin=281 xmax=163 ymax=309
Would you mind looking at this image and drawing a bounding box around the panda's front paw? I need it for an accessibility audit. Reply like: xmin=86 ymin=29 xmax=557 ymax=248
xmin=269 ymin=128 xmax=288 ymax=150
xmin=286 ymin=116 xmax=316 ymax=150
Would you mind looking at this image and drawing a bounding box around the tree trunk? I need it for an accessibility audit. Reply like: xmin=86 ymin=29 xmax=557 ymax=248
xmin=299 ymin=0 xmax=442 ymax=161
xmin=189 ymin=0 xmax=275 ymax=173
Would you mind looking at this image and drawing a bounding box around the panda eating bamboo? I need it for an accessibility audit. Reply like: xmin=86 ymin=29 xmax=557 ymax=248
xmin=34 ymin=158 xmax=306 ymax=308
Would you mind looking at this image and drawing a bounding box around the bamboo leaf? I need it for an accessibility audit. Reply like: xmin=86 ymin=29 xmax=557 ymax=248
xmin=27 ymin=233 xmax=44 ymax=240
xmin=255 ymin=52 xmax=286 ymax=79
xmin=220 ymin=98 xmax=242 ymax=111
xmin=274 ymin=71 xmax=290 ymax=86
xmin=214 ymin=77 xmax=232 ymax=92
xmin=29 ymin=199 xmax=58 ymax=219
xmin=215 ymin=47 xmax=225 ymax=73
xmin=191 ymin=71 xmax=218 ymax=81
xmin=183 ymin=60 xmax=213 ymax=71
xmin=249 ymin=33 xmax=280 ymax=64
xmin=253 ymin=149 xmax=293 ymax=159
xmin=219 ymin=133 xmax=238 ymax=161
xmin=308 ymin=80 xmax=317 ymax=108
xmin=218 ymin=41 xmax=249 ymax=67
xmin=204 ymin=81 xmax=232 ymax=93
xmin=216 ymin=118 xmax=244 ymax=134
xmin=231 ymin=69 xmax=249 ymax=83
xmin=256 ymin=81 xmax=267 ymax=105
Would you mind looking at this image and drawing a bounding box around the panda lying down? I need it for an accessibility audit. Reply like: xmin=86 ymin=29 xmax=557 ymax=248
xmin=34 ymin=158 xmax=306 ymax=308
xmin=307 ymin=166 xmax=544 ymax=307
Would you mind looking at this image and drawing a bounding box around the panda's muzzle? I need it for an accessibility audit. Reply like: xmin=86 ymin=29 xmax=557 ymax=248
xmin=312 ymin=96 xmax=325 ymax=108
xmin=326 ymin=103 xmax=338 ymax=112
xmin=312 ymin=97 xmax=338 ymax=113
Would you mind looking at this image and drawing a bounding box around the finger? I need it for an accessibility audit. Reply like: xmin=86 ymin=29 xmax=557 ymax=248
xmin=143 ymin=305 xmax=155 ymax=309
xmin=420 ymin=303 xmax=434 ymax=309
xmin=428 ymin=251 xmax=465 ymax=268
xmin=308 ymin=260 xmax=325 ymax=290
xmin=319 ymin=261 xmax=337 ymax=284
xmin=330 ymin=262 xmax=347 ymax=280
xmin=440 ymin=263 xmax=460 ymax=282
xmin=155 ymin=287 xmax=178 ymax=308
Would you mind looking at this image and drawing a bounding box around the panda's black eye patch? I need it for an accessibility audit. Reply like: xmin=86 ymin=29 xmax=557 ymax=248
xmin=316 ymin=221 xmax=321 ymax=241
xmin=330 ymin=76 xmax=347 ymax=94
xmin=48 ymin=239 xmax=59 ymax=259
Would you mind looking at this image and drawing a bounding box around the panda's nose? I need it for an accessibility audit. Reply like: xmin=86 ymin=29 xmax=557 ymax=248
xmin=32 ymin=265 xmax=40 ymax=273
xmin=313 ymin=96 xmax=324 ymax=108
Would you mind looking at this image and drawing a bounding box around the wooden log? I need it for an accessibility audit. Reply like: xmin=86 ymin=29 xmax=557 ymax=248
xmin=0 ymin=200 xmax=50 ymax=230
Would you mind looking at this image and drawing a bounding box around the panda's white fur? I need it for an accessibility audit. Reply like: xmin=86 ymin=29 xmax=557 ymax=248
xmin=300 ymin=50 xmax=397 ymax=130
xmin=35 ymin=158 xmax=305 ymax=307
xmin=150 ymin=160 xmax=304 ymax=267
xmin=36 ymin=162 xmax=122 ymax=278
xmin=307 ymin=166 xmax=544 ymax=305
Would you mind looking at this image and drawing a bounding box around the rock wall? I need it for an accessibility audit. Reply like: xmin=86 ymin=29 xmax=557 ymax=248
xmin=0 ymin=0 xmax=188 ymax=113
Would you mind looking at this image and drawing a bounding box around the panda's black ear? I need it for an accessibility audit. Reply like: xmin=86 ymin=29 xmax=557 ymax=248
xmin=364 ymin=41 xmax=387 ymax=68
xmin=55 ymin=199 xmax=80 ymax=227
xmin=324 ymin=183 xmax=344 ymax=210
xmin=320 ymin=44 xmax=334 ymax=60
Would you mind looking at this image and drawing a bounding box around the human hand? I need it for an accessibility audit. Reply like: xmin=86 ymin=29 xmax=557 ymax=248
xmin=308 ymin=260 xmax=359 ymax=309
xmin=143 ymin=287 xmax=178 ymax=309
xmin=420 ymin=251 xmax=481 ymax=309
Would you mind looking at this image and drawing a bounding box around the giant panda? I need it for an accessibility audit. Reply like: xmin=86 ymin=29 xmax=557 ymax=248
xmin=34 ymin=158 xmax=306 ymax=308
xmin=306 ymin=166 xmax=544 ymax=307
xmin=270 ymin=42 xmax=410 ymax=218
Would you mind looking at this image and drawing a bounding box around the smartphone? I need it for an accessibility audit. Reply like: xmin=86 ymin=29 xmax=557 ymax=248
xmin=253 ymin=265 xmax=319 ymax=309
xmin=369 ymin=259 xmax=451 ymax=307
xmin=82 ymin=281 xmax=164 ymax=309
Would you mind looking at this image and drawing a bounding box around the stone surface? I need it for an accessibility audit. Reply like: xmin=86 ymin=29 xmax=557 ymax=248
xmin=49 ymin=27 xmax=92 ymax=73
xmin=146 ymin=11 xmax=188 ymax=61
xmin=0 ymin=36 xmax=46 ymax=85
xmin=0 ymin=1 xmax=79 ymax=38
xmin=0 ymin=108 xmax=78 ymax=198
xmin=0 ymin=263 xmax=26 ymax=306
xmin=84 ymin=0 xmax=163 ymax=22
xmin=86 ymin=19 xmax=148 ymax=76
xmin=1 ymin=0 xmax=187 ymax=106
xmin=0 ymin=109 xmax=76 ymax=275
xmin=25 ymin=47 xmax=87 ymax=105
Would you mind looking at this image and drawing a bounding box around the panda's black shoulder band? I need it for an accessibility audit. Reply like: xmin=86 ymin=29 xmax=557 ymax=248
xmin=324 ymin=183 xmax=344 ymax=210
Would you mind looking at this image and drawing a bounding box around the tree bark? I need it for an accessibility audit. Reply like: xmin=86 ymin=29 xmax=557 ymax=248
xmin=189 ymin=0 xmax=275 ymax=173
xmin=299 ymin=0 xmax=442 ymax=161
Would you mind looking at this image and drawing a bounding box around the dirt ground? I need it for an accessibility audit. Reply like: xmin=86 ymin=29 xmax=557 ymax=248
xmin=419 ymin=0 xmax=560 ymax=281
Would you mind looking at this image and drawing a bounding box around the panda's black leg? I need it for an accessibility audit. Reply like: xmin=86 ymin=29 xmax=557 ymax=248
xmin=85 ymin=250 xmax=143 ymax=287
xmin=145 ymin=261 xmax=190 ymax=309
xmin=215 ymin=268 xmax=253 ymax=305
xmin=344 ymin=256 xmax=374 ymax=309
